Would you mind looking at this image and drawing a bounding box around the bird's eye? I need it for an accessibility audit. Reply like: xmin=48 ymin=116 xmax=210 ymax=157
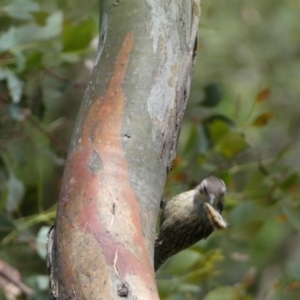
xmin=203 ymin=186 xmax=208 ymax=195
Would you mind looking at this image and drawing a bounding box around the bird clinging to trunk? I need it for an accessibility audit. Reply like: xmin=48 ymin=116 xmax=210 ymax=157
xmin=154 ymin=176 xmax=227 ymax=271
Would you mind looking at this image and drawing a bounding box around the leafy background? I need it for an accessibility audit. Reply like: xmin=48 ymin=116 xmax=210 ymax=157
xmin=0 ymin=0 xmax=300 ymax=299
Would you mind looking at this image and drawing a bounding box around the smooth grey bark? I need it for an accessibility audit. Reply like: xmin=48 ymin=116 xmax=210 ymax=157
xmin=48 ymin=0 xmax=200 ymax=299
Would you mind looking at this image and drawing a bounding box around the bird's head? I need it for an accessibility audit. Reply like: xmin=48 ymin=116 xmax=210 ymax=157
xmin=196 ymin=176 xmax=226 ymax=213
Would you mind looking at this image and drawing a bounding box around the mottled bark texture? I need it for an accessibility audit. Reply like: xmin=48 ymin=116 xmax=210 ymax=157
xmin=48 ymin=0 xmax=200 ymax=299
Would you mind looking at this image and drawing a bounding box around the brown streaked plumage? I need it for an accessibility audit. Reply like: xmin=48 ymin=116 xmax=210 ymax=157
xmin=154 ymin=176 xmax=227 ymax=271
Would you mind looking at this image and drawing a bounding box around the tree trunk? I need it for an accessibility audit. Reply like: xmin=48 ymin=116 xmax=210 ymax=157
xmin=47 ymin=0 xmax=200 ymax=299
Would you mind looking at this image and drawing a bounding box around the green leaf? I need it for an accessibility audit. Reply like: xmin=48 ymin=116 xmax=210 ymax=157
xmin=55 ymin=0 xmax=67 ymax=9
xmin=2 ymin=0 xmax=39 ymax=20
xmin=203 ymin=286 xmax=237 ymax=300
xmin=11 ymin=49 xmax=26 ymax=72
xmin=63 ymin=19 xmax=96 ymax=51
xmin=0 ymin=26 xmax=18 ymax=52
xmin=26 ymin=275 xmax=49 ymax=291
xmin=182 ymin=125 xmax=199 ymax=154
xmin=216 ymin=132 xmax=249 ymax=158
xmin=202 ymin=114 xmax=234 ymax=148
xmin=229 ymin=201 xmax=256 ymax=227
xmin=0 ymin=12 xmax=62 ymax=52
xmin=0 ymin=68 xmax=23 ymax=103
xmin=201 ymin=83 xmax=223 ymax=107
xmin=25 ymin=51 xmax=43 ymax=70
xmin=166 ymin=249 xmax=202 ymax=273
xmin=6 ymin=171 xmax=25 ymax=213
xmin=36 ymin=226 xmax=50 ymax=260
xmin=208 ymin=119 xmax=230 ymax=143
xmin=157 ymin=279 xmax=178 ymax=297
xmin=250 ymin=219 xmax=290 ymax=267
xmin=32 ymin=11 xmax=49 ymax=26
xmin=39 ymin=11 xmax=63 ymax=40
xmin=203 ymin=114 xmax=234 ymax=127
xmin=59 ymin=53 xmax=81 ymax=63
xmin=279 ymin=173 xmax=299 ymax=191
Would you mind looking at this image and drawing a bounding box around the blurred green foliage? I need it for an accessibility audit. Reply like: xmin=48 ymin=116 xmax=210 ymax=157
xmin=0 ymin=0 xmax=97 ymax=298
xmin=158 ymin=1 xmax=300 ymax=299
xmin=0 ymin=0 xmax=300 ymax=299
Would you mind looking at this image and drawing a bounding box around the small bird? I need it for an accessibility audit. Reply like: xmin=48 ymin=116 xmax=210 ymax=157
xmin=154 ymin=176 xmax=227 ymax=271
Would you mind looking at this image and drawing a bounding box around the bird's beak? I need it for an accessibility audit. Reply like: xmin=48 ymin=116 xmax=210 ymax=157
xmin=209 ymin=194 xmax=215 ymax=205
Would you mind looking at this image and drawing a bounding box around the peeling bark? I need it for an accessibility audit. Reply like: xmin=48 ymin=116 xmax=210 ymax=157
xmin=48 ymin=0 xmax=200 ymax=299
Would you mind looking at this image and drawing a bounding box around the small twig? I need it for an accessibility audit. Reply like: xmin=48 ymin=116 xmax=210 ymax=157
xmin=44 ymin=68 xmax=87 ymax=89
xmin=0 ymin=269 xmax=33 ymax=296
